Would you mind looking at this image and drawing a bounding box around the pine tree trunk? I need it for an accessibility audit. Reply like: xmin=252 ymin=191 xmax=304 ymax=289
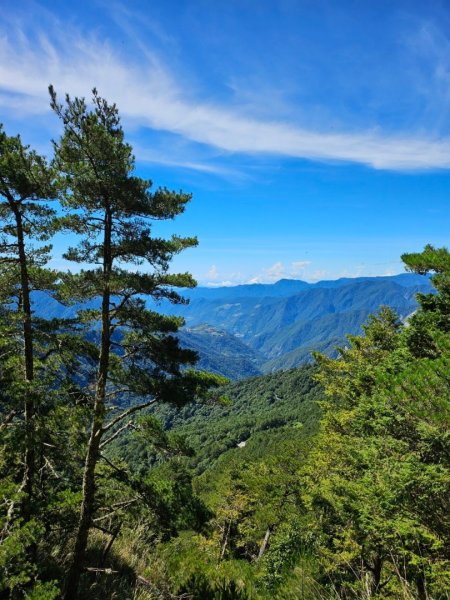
xmin=64 ymin=209 xmax=112 ymax=600
xmin=13 ymin=207 xmax=35 ymax=521
xmin=63 ymin=412 xmax=104 ymax=599
xmin=371 ymin=554 xmax=382 ymax=594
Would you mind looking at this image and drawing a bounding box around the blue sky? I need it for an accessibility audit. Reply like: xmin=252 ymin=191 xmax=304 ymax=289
xmin=1 ymin=0 xmax=450 ymax=285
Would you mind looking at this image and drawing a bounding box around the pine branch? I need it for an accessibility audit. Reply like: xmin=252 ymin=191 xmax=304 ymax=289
xmin=102 ymin=398 xmax=157 ymax=434
xmin=99 ymin=453 xmax=126 ymax=475
xmin=93 ymin=499 xmax=138 ymax=523
xmin=99 ymin=419 xmax=135 ymax=449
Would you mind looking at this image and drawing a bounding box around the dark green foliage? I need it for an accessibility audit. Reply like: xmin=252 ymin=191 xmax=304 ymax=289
xmin=178 ymin=573 xmax=252 ymax=599
xmin=47 ymin=87 xmax=227 ymax=599
xmin=0 ymin=90 xmax=227 ymax=599
xmin=130 ymin=366 xmax=323 ymax=598
xmin=115 ymin=364 xmax=322 ymax=475
xmin=0 ymin=124 xmax=92 ymax=597
xmin=403 ymin=245 xmax=450 ymax=358
xmin=139 ymin=249 xmax=449 ymax=599
xmin=300 ymin=254 xmax=450 ymax=598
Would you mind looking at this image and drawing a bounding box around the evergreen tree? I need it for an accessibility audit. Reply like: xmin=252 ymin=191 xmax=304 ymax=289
xmin=49 ymin=87 xmax=226 ymax=599
xmin=304 ymin=273 xmax=450 ymax=597
xmin=0 ymin=125 xmax=57 ymax=523
xmin=402 ymin=244 xmax=450 ymax=357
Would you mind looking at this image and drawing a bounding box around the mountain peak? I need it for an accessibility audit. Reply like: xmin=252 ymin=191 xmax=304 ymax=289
xmin=274 ymin=278 xmax=309 ymax=286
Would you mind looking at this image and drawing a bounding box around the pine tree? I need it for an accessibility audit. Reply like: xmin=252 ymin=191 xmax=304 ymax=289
xmin=402 ymin=244 xmax=450 ymax=357
xmin=0 ymin=125 xmax=57 ymax=523
xmin=49 ymin=87 xmax=226 ymax=599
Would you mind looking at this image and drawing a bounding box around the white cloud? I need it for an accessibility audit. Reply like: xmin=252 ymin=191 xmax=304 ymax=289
xmin=207 ymin=265 xmax=219 ymax=279
xmin=266 ymin=261 xmax=285 ymax=279
xmin=203 ymin=280 xmax=236 ymax=288
xmin=2 ymin=19 xmax=450 ymax=170
xmin=290 ymin=260 xmax=311 ymax=275
xmin=247 ymin=260 xmax=313 ymax=284
xmin=308 ymin=269 xmax=327 ymax=282
xmin=335 ymin=265 xmax=367 ymax=279
xmin=247 ymin=261 xmax=285 ymax=284
xmin=132 ymin=145 xmax=242 ymax=177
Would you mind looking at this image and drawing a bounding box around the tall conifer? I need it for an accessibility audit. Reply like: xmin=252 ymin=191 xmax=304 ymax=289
xmin=0 ymin=126 xmax=57 ymax=522
xmin=49 ymin=88 xmax=225 ymax=599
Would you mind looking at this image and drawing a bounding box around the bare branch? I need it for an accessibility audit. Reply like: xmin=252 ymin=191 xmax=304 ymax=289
xmin=83 ymin=567 xmax=118 ymax=575
xmin=101 ymin=523 xmax=122 ymax=564
xmin=39 ymin=455 xmax=61 ymax=479
xmin=102 ymin=398 xmax=157 ymax=434
xmin=92 ymin=523 xmax=115 ymax=535
xmin=93 ymin=499 xmax=138 ymax=523
xmin=111 ymin=498 xmax=139 ymax=509
xmin=0 ymin=410 xmax=17 ymax=432
xmin=110 ymin=292 xmax=133 ymax=316
xmin=0 ymin=480 xmax=26 ymax=542
xmin=99 ymin=419 xmax=135 ymax=449
xmin=105 ymin=388 xmax=133 ymax=399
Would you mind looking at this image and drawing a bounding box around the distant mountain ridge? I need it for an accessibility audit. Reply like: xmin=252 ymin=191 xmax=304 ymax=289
xmin=160 ymin=274 xmax=432 ymax=375
xmin=31 ymin=273 xmax=433 ymax=379
xmin=163 ymin=272 xmax=430 ymax=302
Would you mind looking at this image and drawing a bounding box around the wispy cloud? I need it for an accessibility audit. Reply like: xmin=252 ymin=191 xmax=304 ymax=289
xmin=2 ymin=12 xmax=450 ymax=171
xmin=132 ymin=145 xmax=243 ymax=177
xmin=247 ymin=261 xmax=285 ymax=284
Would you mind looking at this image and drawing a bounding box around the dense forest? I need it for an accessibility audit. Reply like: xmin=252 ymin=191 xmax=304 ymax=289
xmin=0 ymin=90 xmax=449 ymax=599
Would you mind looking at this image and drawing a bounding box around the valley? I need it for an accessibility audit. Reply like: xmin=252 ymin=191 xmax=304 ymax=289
xmin=32 ymin=273 xmax=432 ymax=380
xmin=167 ymin=273 xmax=432 ymax=377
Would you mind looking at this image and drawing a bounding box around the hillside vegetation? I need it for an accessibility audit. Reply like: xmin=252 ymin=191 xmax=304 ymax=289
xmin=115 ymin=364 xmax=322 ymax=476
xmin=129 ymin=248 xmax=449 ymax=600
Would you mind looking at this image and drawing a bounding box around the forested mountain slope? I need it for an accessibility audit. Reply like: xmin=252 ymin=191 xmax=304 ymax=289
xmin=115 ymin=364 xmax=322 ymax=475
xmin=177 ymin=325 xmax=264 ymax=379
xmin=132 ymin=250 xmax=449 ymax=600
xmin=166 ymin=275 xmax=432 ymax=373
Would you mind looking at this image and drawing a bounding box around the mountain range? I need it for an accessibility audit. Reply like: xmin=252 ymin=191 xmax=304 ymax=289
xmin=158 ymin=273 xmax=432 ymax=377
xmin=31 ymin=273 xmax=432 ymax=380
